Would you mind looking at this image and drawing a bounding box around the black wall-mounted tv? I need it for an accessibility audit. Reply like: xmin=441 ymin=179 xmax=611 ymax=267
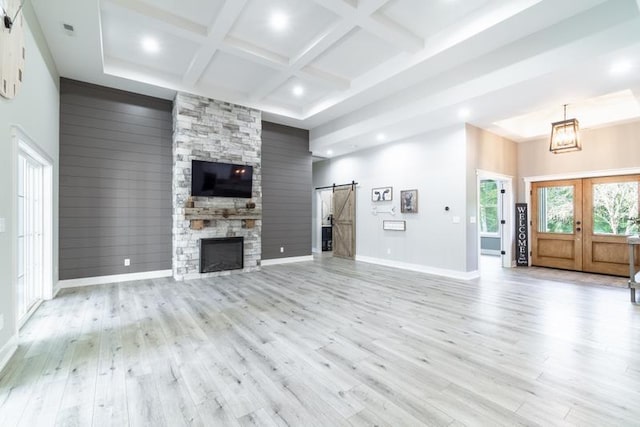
xmin=191 ymin=160 xmax=253 ymax=198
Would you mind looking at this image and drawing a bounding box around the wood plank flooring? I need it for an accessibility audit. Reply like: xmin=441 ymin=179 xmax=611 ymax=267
xmin=1 ymin=256 xmax=639 ymax=426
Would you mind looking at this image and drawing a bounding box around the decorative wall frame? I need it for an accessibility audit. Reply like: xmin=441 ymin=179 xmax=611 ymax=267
xmin=400 ymin=189 xmax=418 ymax=213
xmin=372 ymin=186 xmax=392 ymax=202
xmin=383 ymin=220 xmax=406 ymax=231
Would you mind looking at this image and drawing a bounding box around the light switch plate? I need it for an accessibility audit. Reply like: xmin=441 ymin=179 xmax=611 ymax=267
xmin=470 ymin=216 xmax=476 ymax=224
xmin=452 ymin=216 xmax=461 ymax=224
xmin=0 ymin=217 xmax=5 ymax=233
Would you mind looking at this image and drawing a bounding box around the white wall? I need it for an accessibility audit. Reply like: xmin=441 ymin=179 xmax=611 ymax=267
xmin=313 ymin=126 xmax=475 ymax=276
xmin=517 ymin=120 xmax=640 ymax=200
xmin=465 ymin=124 xmax=519 ymax=269
xmin=0 ymin=5 xmax=59 ymax=361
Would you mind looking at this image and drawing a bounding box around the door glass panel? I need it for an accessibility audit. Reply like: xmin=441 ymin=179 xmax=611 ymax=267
xmin=18 ymin=151 xmax=45 ymax=322
xmin=592 ymin=181 xmax=639 ymax=235
xmin=538 ymin=186 xmax=574 ymax=233
xmin=480 ymin=180 xmax=499 ymax=234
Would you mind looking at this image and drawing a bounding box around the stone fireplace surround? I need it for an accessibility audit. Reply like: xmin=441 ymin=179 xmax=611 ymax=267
xmin=172 ymin=93 xmax=262 ymax=280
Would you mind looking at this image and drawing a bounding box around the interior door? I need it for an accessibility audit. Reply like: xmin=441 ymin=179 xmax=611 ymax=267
xmin=583 ymin=175 xmax=640 ymax=276
xmin=332 ymin=186 xmax=355 ymax=259
xmin=531 ymin=179 xmax=583 ymax=270
xmin=17 ymin=151 xmax=45 ymax=323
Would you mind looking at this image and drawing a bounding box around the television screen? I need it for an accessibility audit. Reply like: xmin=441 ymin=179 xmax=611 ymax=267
xmin=191 ymin=160 xmax=253 ymax=198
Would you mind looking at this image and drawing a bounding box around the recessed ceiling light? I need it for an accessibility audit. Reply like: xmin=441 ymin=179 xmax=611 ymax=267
xmin=293 ymin=85 xmax=304 ymax=97
xmin=610 ymin=60 xmax=632 ymax=75
xmin=376 ymin=133 xmax=386 ymax=141
xmin=327 ymin=150 xmax=333 ymax=156
xmin=141 ymin=37 xmax=160 ymax=54
xmin=270 ymin=11 xmax=289 ymax=31
xmin=458 ymin=108 xmax=471 ymax=119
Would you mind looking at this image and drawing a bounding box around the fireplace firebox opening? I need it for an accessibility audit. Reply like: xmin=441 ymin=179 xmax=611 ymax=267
xmin=200 ymin=237 xmax=244 ymax=273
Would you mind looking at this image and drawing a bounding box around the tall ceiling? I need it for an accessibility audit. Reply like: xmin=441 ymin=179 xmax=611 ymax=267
xmin=32 ymin=0 xmax=640 ymax=157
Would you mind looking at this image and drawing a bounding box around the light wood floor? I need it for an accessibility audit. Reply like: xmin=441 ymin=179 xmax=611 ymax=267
xmin=1 ymin=256 xmax=639 ymax=426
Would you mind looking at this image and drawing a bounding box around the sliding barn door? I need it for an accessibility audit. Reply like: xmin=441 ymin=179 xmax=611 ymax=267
xmin=332 ymin=187 xmax=355 ymax=259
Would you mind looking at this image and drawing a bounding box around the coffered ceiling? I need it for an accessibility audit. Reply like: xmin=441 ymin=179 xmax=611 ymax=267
xmin=32 ymin=0 xmax=640 ymax=157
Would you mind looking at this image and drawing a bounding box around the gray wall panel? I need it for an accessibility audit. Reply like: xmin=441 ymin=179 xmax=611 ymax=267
xmin=59 ymin=78 xmax=173 ymax=280
xmin=61 ymin=124 xmax=169 ymax=146
xmin=61 ymin=103 xmax=171 ymax=129
xmin=60 ymin=235 xmax=171 ymax=249
xmin=261 ymin=122 xmax=312 ymax=260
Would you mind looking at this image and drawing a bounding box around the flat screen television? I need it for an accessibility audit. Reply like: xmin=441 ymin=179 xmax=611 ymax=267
xmin=191 ymin=160 xmax=253 ymax=198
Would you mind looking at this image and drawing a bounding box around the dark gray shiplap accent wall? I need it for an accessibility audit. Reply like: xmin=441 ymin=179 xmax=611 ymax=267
xmin=59 ymin=79 xmax=173 ymax=280
xmin=261 ymin=122 xmax=312 ymax=260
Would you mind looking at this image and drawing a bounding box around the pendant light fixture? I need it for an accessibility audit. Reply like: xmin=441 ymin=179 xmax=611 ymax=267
xmin=549 ymin=104 xmax=581 ymax=153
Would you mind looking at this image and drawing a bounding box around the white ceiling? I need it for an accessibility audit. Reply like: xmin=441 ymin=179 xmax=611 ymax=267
xmin=31 ymin=0 xmax=640 ymax=158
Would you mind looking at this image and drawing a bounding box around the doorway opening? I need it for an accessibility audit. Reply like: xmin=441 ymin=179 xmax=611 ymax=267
xmin=314 ymin=183 xmax=357 ymax=259
xmin=477 ymin=171 xmax=514 ymax=272
xmin=15 ymin=128 xmax=53 ymax=328
xmin=319 ymin=189 xmax=333 ymax=255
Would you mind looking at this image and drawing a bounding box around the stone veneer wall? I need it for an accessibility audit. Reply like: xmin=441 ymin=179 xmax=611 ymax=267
xmin=172 ymin=93 xmax=262 ymax=280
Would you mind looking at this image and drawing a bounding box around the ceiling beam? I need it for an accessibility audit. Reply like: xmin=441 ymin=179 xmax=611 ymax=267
xmin=105 ymin=0 xmax=206 ymax=39
xmin=182 ymin=0 xmax=248 ymax=87
xmin=311 ymin=0 xmax=357 ymax=17
xmin=312 ymin=0 xmax=423 ymax=52
xmin=248 ymin=20 xmax=354 ymax=101
xmin=221 ymin=36 xmax=289 ymax=70
xmin=297 ymin=67 xmax=351 ymax=90
xmin=358 ymin=14 xmax=424 ymax=52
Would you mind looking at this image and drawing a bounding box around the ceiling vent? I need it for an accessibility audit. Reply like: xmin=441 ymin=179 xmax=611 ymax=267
xmin=62 ymin=23 xmax=75 ymax=36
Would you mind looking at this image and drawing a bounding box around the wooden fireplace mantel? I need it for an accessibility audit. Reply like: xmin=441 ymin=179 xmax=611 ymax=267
xmin=184 ymin=207 xmax=261 ymax=220
xmin=184 ymin=207 xmax=261 ymax=230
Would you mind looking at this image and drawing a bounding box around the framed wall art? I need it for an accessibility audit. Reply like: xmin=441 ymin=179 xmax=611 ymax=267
xmin=372 ymin=186 xmax=392 ymax=202
xmin=383 ymin=220 xmax=406 ymax=231
xmin=400 ymin=189 xmax=418 ymax=213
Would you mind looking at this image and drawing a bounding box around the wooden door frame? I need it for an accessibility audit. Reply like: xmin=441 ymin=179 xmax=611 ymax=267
xmin=524 ymin=167 xmax=640 ymax=267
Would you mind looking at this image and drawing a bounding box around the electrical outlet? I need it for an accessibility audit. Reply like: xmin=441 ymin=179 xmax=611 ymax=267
xmin=124 ymin=258 xmax=131 ymax=266
xmin=280 ymin=247 xmax=284 ymax=253
xmin=452 ymin=216 xmax=461 ymax=224
xmin=470 ymin=216 xmax=477 ymax=224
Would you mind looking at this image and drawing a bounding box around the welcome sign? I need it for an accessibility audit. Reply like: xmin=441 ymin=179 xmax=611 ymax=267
xmin=516 ymin=203 xmax=529 ymax=266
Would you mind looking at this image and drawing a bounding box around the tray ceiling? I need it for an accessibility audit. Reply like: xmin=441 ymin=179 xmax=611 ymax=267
xmin=32 ymin=0 xmax=640 ymax=157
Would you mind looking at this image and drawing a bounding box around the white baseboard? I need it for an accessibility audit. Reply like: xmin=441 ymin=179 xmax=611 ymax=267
xmin=261 ymin=255 xmax=314 ymax=266
xmin=0 ymin=334 xmax=18 ymax=375
xmin=355 ymin=255 xmax=480 ymax=281
xmin=58 ymin=269 xmax=173 ymax=289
